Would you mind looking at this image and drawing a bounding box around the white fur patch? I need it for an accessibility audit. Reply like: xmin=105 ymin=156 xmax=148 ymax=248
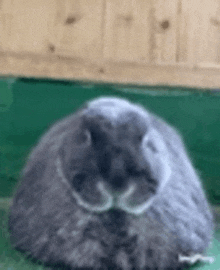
xmin=178 ymin=254 xmax=215 ymax=264
xmin=86 ymin=97 xmax=149 ymax=123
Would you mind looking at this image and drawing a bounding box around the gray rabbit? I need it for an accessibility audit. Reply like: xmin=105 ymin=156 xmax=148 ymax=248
xmin=8 ymin=97 xmax=214 ymax=270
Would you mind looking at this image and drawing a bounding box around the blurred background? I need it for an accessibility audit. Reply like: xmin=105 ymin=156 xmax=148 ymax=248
xmin=0 ymin=0 xmax=220 ymax=269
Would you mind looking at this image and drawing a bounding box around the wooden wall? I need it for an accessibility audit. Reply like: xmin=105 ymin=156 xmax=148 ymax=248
xmin=1 ymin=0 xmax=220 ymax=88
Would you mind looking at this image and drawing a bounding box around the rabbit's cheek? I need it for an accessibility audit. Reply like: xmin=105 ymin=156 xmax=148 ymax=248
xmin=75 ymin=178 xmax=105 ymax=204
xmin=117 ymin=182 xmax=157 ymax=214
xmin=71 ymin=180 xmax=114 ymax=212
xmin=56 ymin=157 xmax=113 ymax=212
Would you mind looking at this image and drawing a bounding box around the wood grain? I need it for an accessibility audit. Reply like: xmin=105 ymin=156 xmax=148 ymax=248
xmin=1 ymin=53 xmax=220 ymax=89
xmin=0 ymin=0 xmax=56 ymax=54
xmin=103 ymin=0 xmax=152 ymax=63
xmin=153 ymin=0 xmax=178 ymax=64
xmin=0 ymin=0 xmax=220 ymax=88
xmin=51 ymin=0 xmax=104 ymax=60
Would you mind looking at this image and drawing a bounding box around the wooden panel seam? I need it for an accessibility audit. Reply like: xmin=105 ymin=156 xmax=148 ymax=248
xmin=1 ymin=53 xmax=220 ymax=89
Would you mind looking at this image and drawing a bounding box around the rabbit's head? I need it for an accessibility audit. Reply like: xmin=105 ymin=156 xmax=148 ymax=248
xmin=57 ymin=97 xmax=171 ymax=215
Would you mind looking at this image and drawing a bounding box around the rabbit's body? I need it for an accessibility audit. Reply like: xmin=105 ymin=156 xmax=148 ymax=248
xmin=8 ymin=97 xmax=213 ymax=270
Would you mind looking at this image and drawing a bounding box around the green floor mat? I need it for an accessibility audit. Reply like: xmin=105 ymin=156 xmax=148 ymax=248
xmin=0 ymin=199 xmax=219 ymax=270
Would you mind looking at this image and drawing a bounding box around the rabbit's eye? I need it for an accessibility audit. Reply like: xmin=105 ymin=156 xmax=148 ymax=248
xmin=146 ymin=140 xmax=158 ymax=153
xmin=75 ymin=130 xmax=91 ymax=145
xmin=136 ymin=134 xmax=143 ymax=142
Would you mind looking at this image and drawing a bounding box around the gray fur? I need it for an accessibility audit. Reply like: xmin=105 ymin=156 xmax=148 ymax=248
xmin=8 ymin=97 xmax=214 ymax=270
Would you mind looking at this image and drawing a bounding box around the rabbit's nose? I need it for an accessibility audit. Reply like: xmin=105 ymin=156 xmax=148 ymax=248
xmin=110 ymin=175 xmax=127 ymax=191
xmin=108 ymin=154 xmax=128 ymax=192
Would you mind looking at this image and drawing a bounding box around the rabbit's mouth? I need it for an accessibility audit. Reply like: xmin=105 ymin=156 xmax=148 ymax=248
xmin=116 ymin=183 xmax=157 ymax=214
xmin=100 ymin=182 xmax=158 ymax=215
xmin=56 ymin=155 xmax=158 ymax=215
xmin=56 ymin=142 xmax=171 ymax=215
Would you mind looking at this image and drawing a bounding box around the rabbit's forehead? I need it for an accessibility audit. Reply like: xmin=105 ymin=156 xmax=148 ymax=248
xmin=85 ymin=97 xmax=149 ymax=124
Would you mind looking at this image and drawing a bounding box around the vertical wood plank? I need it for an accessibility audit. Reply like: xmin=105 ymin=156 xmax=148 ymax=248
xmin=52 ymin=0 xmax=103 ymax=61
xmin=153 ymin=0 xmax=178 ymax=64
xmin=176 ymin=0 xmax=188 ymax=63
xmin=0 ymin=0 xmax=13 ymax=51
xmin=176 ymin=0 xmax=200 ymax=66
xmin=104 ymin=0 xmax=152 ymax=63
xmin=196 ymin=0 xmax=220 ymax=66
xmin=0 ymin=0 xmax=56 ymax=54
